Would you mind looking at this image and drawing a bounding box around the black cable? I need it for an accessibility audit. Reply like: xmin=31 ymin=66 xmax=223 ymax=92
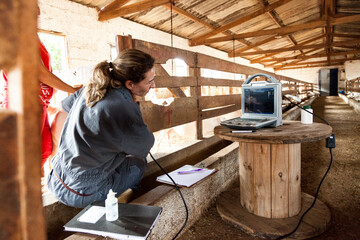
xmin=277 ymin=148 xmax=333 ymax=240
xmin=149 ymin=152 xmax=188 ymax=240
xmin=283 ymin=95 xmax=330 ymax=125
xmin=277 ymin=96 xmax=334 ymax=239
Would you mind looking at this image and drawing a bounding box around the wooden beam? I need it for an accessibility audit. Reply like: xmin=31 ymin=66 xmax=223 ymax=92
xmin=189 ymin=0 xmax=294 ymax=46
xmin=331 ymin=33 xmax=360 ymax=39
xmin=248 ymin=34 xmax=325 ymax=61
xmin=229 ymin=36 xmax=277 ymax=57
xmin=191 ymin=18 xmax=327 ymax=46
xmin=257 ymin=48 xmax=360 ymax=65
xmin=274 ymin=58 xmax=357 ymax=70
xmin=2 ymin=0 xmax=46 ymax=239
xmin=191 ymin=14 xmax=360 ymax=46
xmin=276 ymin=63 xmax=343 ymax=71
xmin=162 ymin=4 xmax=262 ymax=56
xmin=236 ymin=39 xmax=360 ymax=57
xmin=99 ymin=0 xmax=169 ymax=21
xmin=98 ymin=0 xmax=131 ymax=16
xmin=140 ymin=97 xmax=197 ymax=132
xmin=162 ymin=4 xmax=214 ymax=29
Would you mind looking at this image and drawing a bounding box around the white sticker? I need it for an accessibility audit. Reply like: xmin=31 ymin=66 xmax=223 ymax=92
xmin=77 ymin=206 xmax=105 ymax=224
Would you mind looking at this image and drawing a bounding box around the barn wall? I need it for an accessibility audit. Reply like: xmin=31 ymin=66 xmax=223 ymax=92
xmin=38 ymin=0 xmax=272 ymax=73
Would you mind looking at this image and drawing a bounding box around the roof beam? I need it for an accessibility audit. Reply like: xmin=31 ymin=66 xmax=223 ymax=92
xmin=99 ymin=0 xmax=170 ymax=21
xmin=190 ymin=14 xmax=360 ymax=46
xmin=236 ymin=39 xmax=360 ymax=56
xmin=98 ymin=0 xmax=131 ymax=16
xmin=188 ymin=0 xmax=294 ymax=46
xmin=245 ymin=34 xmax=325 ymax=60
xmin=162 ymin=4 xmax=251 ymax=48
xmin=275 ymin=56 xmax=360 ymax=70
xmin=261 ymin=0 xmax=302 ymax=54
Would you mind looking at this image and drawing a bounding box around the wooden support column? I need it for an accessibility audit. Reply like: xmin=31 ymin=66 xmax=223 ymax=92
xmin=194 ymin=54 xmax=203 ymax=139
xmin=116 ymin=35 xmax=133 ymax=55
xmin=0 ymin=0 xmax=46 ymax=239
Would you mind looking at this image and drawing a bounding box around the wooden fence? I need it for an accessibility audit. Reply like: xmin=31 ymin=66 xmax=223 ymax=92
xmin=346 ymin=77 xmax=360 ymax=93
xmin=118 ymin=36 xmax=314 ymax=139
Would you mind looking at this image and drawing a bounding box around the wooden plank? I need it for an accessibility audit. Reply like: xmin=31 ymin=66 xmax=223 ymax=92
xmin=282 ymin=89 xmax=298 ymax=95
xmin=155 ymin=76 xmax=197 ymax=88
xmin=193 ymin=15 xmax=360 ymax=46
xmin=6 ymin=1 xmax=46 ymax=239
xmin=239 ymin=142 xmax=254 ymax=214
xmin=0 ymin=0 xmax=18 ymax=70
xmin=134 ymin=39 xmax=196 ymax=67
xmin=199 ymin=77 xmax=244 ymax=87
xmin=217 ymin=190 xmax=331 ymax=239
xmin=200 ymin=104 xmax=241 ymax=120
xmin=0 ymin=112 xmax=20 ymax=239
xmin=116 ymin=35 xmax=133 ymax=53
xmin=139 ymin=97 xmax=197 ymax=132
xmin=98 ymin=0 xmax=169 ymax=21
xmin=197 ymin=53 xmax=273 ymax=76
xmin=199 ymin=94 xmax=241 ymax=110
xmin=253 ymin=143 xmax=271 ymax=218
xmin=98 ymin=0 xmax=131 ymax=16
xmin=271 ymin=144 xmax=289 ymax=218
xmin=288 ymin=143 xmax=301 ymax=217
xmin=194 ymin=67 xmax=203 ymax=139
xmin=193 ymin=19 xmax=327 ymax=45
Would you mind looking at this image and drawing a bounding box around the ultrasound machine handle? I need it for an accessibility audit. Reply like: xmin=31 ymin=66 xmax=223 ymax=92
xmin=244 ymin=73 xmax=279 ymax=84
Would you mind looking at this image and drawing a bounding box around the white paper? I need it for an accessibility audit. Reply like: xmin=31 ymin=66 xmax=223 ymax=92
xmin=77 ymin=206 xmax=105 ymax=224
xmin=156 ymin=165 xmax=215 ymax=187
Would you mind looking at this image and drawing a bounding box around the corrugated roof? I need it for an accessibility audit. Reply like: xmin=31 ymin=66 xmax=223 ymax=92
xmin=68 ymin=0 xmax=360 ymax=70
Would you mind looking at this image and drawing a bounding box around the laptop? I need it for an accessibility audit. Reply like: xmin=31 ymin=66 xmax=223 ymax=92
xmin=220 ymin=74 xmax=283 ymax=130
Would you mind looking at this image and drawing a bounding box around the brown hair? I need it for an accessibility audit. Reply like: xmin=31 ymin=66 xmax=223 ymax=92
xmin=85 ymin=49 xmax=155 ymax=107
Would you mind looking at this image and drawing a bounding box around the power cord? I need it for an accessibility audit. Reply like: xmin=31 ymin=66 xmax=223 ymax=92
xmin=149 ymin=152 xmax=188 ymax=240
xmin=277 ymin=96 xmax=335 ymax=239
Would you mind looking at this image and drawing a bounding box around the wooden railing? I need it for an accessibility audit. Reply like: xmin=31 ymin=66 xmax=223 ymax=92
xmin=119 ymin=36 xmax=314 ymax=139
xmin=346 ymin=77 xmax=360 ymax=93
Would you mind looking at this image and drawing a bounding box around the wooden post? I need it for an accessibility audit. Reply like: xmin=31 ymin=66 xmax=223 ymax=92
xmin=194 ymin=54 xmax=203 ymax=139
xmin=0 ymin=0 xmax=46 ymax=239
xmin=116 ymin=35 xmax=133 ymax=55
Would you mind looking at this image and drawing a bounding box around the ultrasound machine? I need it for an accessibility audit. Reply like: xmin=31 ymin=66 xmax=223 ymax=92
xmin=220 ymin=73 xmax=283 ymax=130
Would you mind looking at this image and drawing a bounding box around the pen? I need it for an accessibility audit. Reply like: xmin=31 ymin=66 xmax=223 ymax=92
xmin=231 ymin=130 xmax=255 ymax=133
xmin=178 ymin=168 xmax=203 ymax=174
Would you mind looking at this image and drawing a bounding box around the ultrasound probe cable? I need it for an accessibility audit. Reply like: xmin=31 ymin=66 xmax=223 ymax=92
xmin=277 ymin=96 xmax=335 ymax=240
xmin=149 ymin=152 xmax=189 ymax=240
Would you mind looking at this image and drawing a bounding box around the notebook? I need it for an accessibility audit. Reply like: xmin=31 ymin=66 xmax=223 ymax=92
xmin=156 ymin=165 xmax=216 ymax=188
xmin=64 ymin=201 xmax=162 ymax=240
xmin=221 ymin=74 xmax=283 ymax=130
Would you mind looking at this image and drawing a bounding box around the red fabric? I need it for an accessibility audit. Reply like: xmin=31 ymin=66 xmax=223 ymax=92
xmin=39 ymin=39 xmax=54 ymax=106
xmin=1 ymin=39 xmax=54 ymax=167
xmin=41 ymin=105 xmax=53 ymax=167
xmin=1 ymin=71 xmax=8 ymax=109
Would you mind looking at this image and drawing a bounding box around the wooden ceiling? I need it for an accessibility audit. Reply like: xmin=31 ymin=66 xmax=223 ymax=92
xmin=69 ymin=0 xmax=360 ymax=71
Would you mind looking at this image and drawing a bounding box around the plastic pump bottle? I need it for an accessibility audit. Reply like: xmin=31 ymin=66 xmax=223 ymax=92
xmin=105 ymin=189 xmax=118 ymax=221
xmin=301 ymin=105 xmax=313 ymax=124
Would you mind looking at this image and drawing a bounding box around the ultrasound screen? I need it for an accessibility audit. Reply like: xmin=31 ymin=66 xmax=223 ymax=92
xmin=244 ymin=88 xmax=275 ymax=114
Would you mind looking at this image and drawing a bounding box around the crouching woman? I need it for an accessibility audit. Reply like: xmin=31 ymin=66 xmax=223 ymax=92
xmin=47 ymin=49 xmax=156 ymax=208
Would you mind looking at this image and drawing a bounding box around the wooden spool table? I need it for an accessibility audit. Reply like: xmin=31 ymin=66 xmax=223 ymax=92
xmin=214 ymin=120 xmax=332 ymax=239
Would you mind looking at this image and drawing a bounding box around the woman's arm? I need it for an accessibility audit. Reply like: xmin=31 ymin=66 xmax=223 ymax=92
xmin=39 ymin=60 xmax=81 ymax=93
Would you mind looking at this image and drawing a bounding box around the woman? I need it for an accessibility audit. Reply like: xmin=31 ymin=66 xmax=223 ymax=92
xmin=47 ymin=49 xmax=156 ymax=208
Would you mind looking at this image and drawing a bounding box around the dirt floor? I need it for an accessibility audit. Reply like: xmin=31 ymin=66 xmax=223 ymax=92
xmin=179 ymin=96 xmax=360 ymax=240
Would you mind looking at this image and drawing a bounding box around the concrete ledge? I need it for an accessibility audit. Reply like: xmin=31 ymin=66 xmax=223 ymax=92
xmin=339 ymin=93 xmax=360 ymax=114
xmin=65 ymin=142 xmax=239 ymax=240
xmin=133 ymin=142 xmax=239 ymax=240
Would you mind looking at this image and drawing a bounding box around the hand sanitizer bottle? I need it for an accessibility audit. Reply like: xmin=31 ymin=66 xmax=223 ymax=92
xmin=105 ymin=189 xmax=118 ymax=221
